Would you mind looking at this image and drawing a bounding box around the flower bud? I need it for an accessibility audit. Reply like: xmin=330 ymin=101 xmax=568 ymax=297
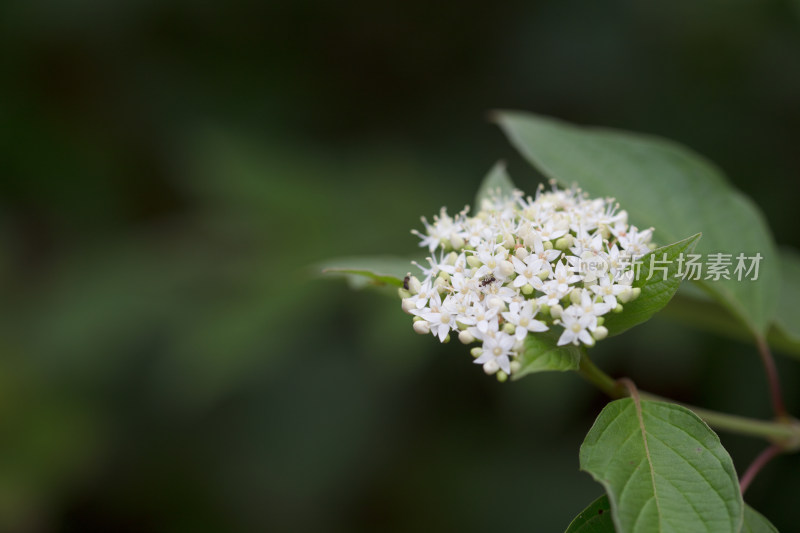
xmin=543 ymin=240 xmax=554 ymax=250
xmin=596 ymin=316 xmax=604 ymax=326
xmin=483 ymin=360 xmax=500 ymax=375
xmin=467 ymin=255 xmax=482 ymax=269
xmin=413 ymin=321 xmax=431 ymax=335
xmin=515 ymin=247 xmax=528 ymax=260
xmin=402 ymin=298 xmax=416 ymax=314
xmin=408 ymin=276 xmax=422 ymax=294
xmin=496 ymin=371 xmax=508 ymax=382
xmin=502 ymin=323 xmax=515 ymax=335
xmin=509 ymin=360 xmax=521 ymax=374
xmin=498 ymin=260 xmax=514 ymax=278
xmin=592 ymin=326 xmax=608 ymax=341
xmin=450 ymin=235 xmax=465 ymax=250
xmin=555 ymin=235 xmax=574 ymax=250
xmin=458 ymin=330 xmax=475 ymax=344
xmin=631 ymin=287 xmax=641 ymax=300
xmin=537 ymin=270 xmax=550 ymax=280
xmin=521 ymin=283 xmax=534 ymax=296
xmin=487 ymin=296 xmax=505 ymax=310
xmin=470 ymin=347 xmax=483 ymax=358
xmin=434 ymin=277 xmax=448 ymax=293
xmin=613 ymin=304 xmax=624 ymax=314
xmin=550 ymin=304 xmax=563 ymax=319
xmin=618 ymin=286 xmax=633 ymax=303
xmin=569 ymin=289 xmax=582 ymax=305
xmin=398 ymin=288 xmax=411 ymax=299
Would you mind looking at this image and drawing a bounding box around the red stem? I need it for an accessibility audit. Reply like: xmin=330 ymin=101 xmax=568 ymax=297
xmin=756 ymin=337 xmax=786 ymax=419
xmin=739 ymin=444 xmax=782 ymax=495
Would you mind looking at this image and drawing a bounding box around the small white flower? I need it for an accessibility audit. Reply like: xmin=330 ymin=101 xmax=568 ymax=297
xmin=590 ymin=275 xmax=627 ymax=308
xmin=502 ymin=301 xmax=548 ymax=341
xmin=474 ymin=332 xmax=516 ymax=374
xmin=464 ymin=301 xmax=499 ymax=337
xmin=420 ymin=294 xmax=460 ymax=342
xmin=557 ymin=310 xmax=595 ymax=346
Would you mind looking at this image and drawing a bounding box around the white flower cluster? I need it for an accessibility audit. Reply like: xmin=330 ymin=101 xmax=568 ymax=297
xmin=400 ymin=183 xmax=654 ymax=379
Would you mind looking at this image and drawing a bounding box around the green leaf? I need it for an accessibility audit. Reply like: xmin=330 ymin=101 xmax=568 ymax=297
xmin=318 ymin=256 xmax=411 ymax=289
xmin=474 ymin=160 xmax=516 ymax=208
xmin=774 ymin=247 xmax=800 ymax=344
xmin=741 ymin=505 xmax=779 ymax=533
xmin=603 ymin=233 xmax=701 ymax=336
xmin=565 ymin=494 xmax=616 ymax=533
xmin=512 ymin=330 xmax=581 ymax=380
xmin=497 ymin=111 xmax=779 ymax=338
xmin=580 ymin=398 xmax=743 ymax=532
xmin=564 ymin=496 xmax=777 ymax=533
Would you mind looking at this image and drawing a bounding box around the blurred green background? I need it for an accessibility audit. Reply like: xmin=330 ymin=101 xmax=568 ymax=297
xmin=2 ymin=0 xmax=800 ymax=531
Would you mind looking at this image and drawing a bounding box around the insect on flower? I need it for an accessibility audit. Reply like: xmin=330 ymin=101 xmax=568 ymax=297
xmin=479 ymin=275 xmax=496 ymax=287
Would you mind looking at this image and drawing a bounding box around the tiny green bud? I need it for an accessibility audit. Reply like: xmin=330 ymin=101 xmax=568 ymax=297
xmin=496 ymin=371 xmax=508 ymax=383
xmin=502 ymin=323 xmax=515 ymax=335
xmin=537 ymin=270 xmax=549 ymax=280
xmin=596 ymin=316 xmax=604 ymax=326
xmin=437 ymin=271 xmax=451 ymax=283
xmin=543 ymin=240 xmax=554 ymax=250
xmin=398 ymin=288 xmax=411 ymax=299
xmin=613 ymin=304 xmax=624 ymax=314
xmin=569 ymin=289 xmax=582 ymax=305
xmin=471 ymin=347 xmax=483 ymax=358
xmin=515 ymin=247 xmax=528 ymax=260
xmin=445 ymin=251 xmax=458 ymax=266
xmin=443 ymin=334 xmax=451 ymax=344
xmin=555 ymin=235 xmax=574 ymax=250
xmin=631 ymin=287 xmax=641 ymax=300
xmin=521 ymin=283 xmax=534 ymax=296
xmin=467 ymin=255 xmax=482 ymax=269
xmin=538 ymin=304 xmax=550 ymax=316
xmin=450 ymin=235 xmax=465 ymax=250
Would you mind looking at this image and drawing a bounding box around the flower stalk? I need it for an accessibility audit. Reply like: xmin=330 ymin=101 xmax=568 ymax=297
xmin=577 ymin=351 xmax=800 ymax=449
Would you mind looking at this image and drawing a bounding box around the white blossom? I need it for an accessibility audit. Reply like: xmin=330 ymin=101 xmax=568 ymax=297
xmin=405 ymin=183 xmax=647 ymax=378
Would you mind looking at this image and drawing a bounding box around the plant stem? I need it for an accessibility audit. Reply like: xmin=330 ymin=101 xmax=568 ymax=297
xmin=756 ymin=336 xmax=787 ymax=419
xmin=577 ymin=352 xmax=800 ymax=447
xmin=739 ymin=444 xmax=782 ymax=495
